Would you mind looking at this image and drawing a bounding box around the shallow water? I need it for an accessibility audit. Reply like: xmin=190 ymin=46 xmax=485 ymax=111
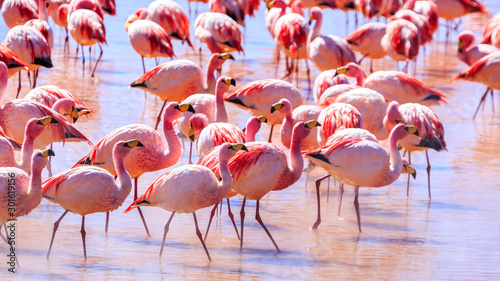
xmin=1 ymin=0 xmax=500 ymax=280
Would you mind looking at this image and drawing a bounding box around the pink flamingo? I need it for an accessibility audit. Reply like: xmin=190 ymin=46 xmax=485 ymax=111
xmin=345 ymin=22 xmax=387 ymax=73
xmin=0 ymin=148 xmax=53 ymax=258
xmin=305 ymin=123 xmax=419 ymax=232
xmin=24 ymin=85 xmax=93 ymax=122
xmin=3 ymin=25 xmax=53 ymax=95
xmin=73 ymin=102 xmax=194 ymax=236
xmin=146 ymin=0 xmax=193 ymax=47
xmin=125 ymin=9 xmax=175 ymax=73
xmin=381 ymin=18 xmax=420 ymax=72
xmin=1 ymin=0 xmax=38 ymax=28
xmin=308 ymin=7 xmax=356 ymax=72
xmin=25 ymin=0 xmax=54 ymax=49
xmin=391 ymin=9 xmax=432 ymax=47
xmin=99 ymin=0 xmax=115 ymax=15
xmin=0 ymin=44 xmax=30 ymax=80
xmin=224 ymin=79 xmax=303 ymax=142
xmin=195 ymin=12 xmax=244 ymax=54
xmin=481 ymin=13 xmax=500 ymax=48
xmin=403 ymin=0 xmax=439 ymax=37
xmin=313 ymin=70 xmax=354 ymax=103
xmin=209 ymin=0 xmax=246 ymax=27
xmin=457 ymin=30 xmax=500 ymax=66
xmin=450 ymin=52 xmax=500 ymax=119
xmin=124 ymin=143 xmax=248 ymax=261
xmin=384 ymin=101 xmax=446 ymax=199
xmin=336 ymin=62 xmax=448 ymax=105
xmin=317 ymin=103 xmax=363 ymax=145
xmin=130 ymin=53 xmax=232 ymax=129
xmin=67 ymin=0 xmax=104 ymax=19
xmin=68 ymin=8 xmax=106 ymax=78
xmin=48 ymin=1 xmax=70 ymax=51
xmin=433 ymin=0 xmax=487 ymax=22
xmin=44 ymin=140 xmax=143 ymax=260
xmin=0 ymin=117 xmax=57 ymax=171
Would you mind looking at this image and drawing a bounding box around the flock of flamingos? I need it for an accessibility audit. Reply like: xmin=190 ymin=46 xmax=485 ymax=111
xmin=0 ymin=0 xmax=498 ymax=263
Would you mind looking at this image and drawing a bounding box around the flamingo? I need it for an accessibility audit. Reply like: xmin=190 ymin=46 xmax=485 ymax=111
xmin=383 ymin=101 xmax=446 ymax=199
xmin=48 ymin=1 xmax=70 ymax=51
xmin=125 ymin=10 xmax=175 ymax=73
xmin=99 ymin=0 xmax=115 ymax=15
xmin=209 ymin=0 xmax=246 ymax=27
xmin=317 ymin=103 xmax=363 ymax=145
xmin=391 ymin=9 xmax=432 ymax=47
xmin=271 ymin=98 xmax=322 ymax=151
xmin=1 ymin=0 xmax=38 ymax=29
xmin=195 ymin=12 xmax=244 ymax=54
xmin=0 ymin=148 xmax=53 ymax=256
xmin=0 ymin=117 xmax=57 ymax=171
xmin=403 ymin=0 xmax=439 ymax=37
xmin=224 ymin=79 xmax=303 ymax=142
xmin=308 ymin=127 xmax=417 ymax=229
xmin=0 ymin=44 xmax=30 ymax=80
xmin=313 ymin=69 xmax=355 ymax=104
xmin=67 ymin=0 xmax=104 ymax=19
xmin=25 ymin=0 xmax=54 ymax=49
xmin=73 ymin=102 xmax=195 ymax=236
xmin=381 ymin=19 xmax=420 ymax=72
xmin=68 ymin=8 xmax=106 ymax=78
xmin=130 ymin=53 xmax=233 ymax=129
xmin=450 ymin=52 xmax=500 ymax=119
xmin=433 ymin=0 xmax=487 ymax=22
xmin=336 ymin=62 xmax=448 ymax=106
xmin=146 ymin=0 xmax=193 ymax=47
xmin=300 ymin=0 xmax=336 ymax=10
xmin=44 ymin=140 xmax=143 ymax=260
xmin=305 ymin=123 xmax=419 ymax=232
xmin=345 ymin=22 xmax=387 ymax=73
xmin=457 ymin=30 xmax=500 ymax=66
xmin=333 ymin=87 xmax=389 ymax=140
xmin=481 ymin=13 xmax=500 ymax=48
xmin=124 ymin=143 xmax=248 ymax=261
xmin=308 ymin=7 xmax=356 ymax=72
xmin=2 ymin=25 xmax=53 ymax=95
xmin=0 ymin=62 xmax=90 ymax=149
xmin=24 ymin=85 xmax=93 ymax=122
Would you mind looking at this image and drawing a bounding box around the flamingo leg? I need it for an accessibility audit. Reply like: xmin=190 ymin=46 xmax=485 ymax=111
xmin=305 ymin=59 xmax=311 ymax=99
xmin=47 ymin=143 xmax=53 ymax=177
xmin=491 ymin=89 xmax=495 ymax=113
xmin=80 ymin=216 xmax=87 ymax=260
xmin=239 ymin=196 xmax=246 ymax=251
xmin=354 ymin=186 xmax=362 ymax=233
xmin=193 ymin=212 xmax=212 ymax=261
xmin=142 ymin=57 xmax=146 ymax=74
xmin=105 ymin=212 xmax=109 ymax=235
xmin=326 ymin=175 xmax=330 ymax=205
xmin=226 ymin=198 xmax=241 ymax=240
xmin=155 ymin=57 xmax=159 ymax=66
xmin=135 ymin=178 xmax=151 ymax=237
xmin=370 ymin=59 xmax=373 ymax=73
xmin=16 ymin=71 xmax=21 ymax=99
xmin=155 ymin=100 xmax=168 ymax=130
xmin=268 ymin=124 xmax=274 ymax=143
xmin=312 ymin=174 xmax=330 ymax=230
xmin=338 ymin=183 xmax=344 ymax=218
xmin=274 ymin=45 xmax=280 ymax=76
xmin=47 ymin=210 xmax=69 ymax=258
xmin=91 ymin=44 xmax=103 ymax=78
xmin=203 ymin=203 xmax=218 ymax=242
xmin=64 ymin=28 xmax=69 ymax=54
xmin=426 ymin=150 xmax=432 ymax=200
xmin=33 ymin=70 xmax=38 ymax=88
xmin=255 ymin=200 xmax=281 ymax=253
xmin=473 ymin=88 xmax=491 ymax=120
xmin=159 ymin=211 xmax=176 ymax=257
xmin=407 ymin=151 xmax=412 ymax=196
xmin=27 ymin=71 xmax=32 ymax=88
xmin=188 ymin=141 xmax=193 ymax=164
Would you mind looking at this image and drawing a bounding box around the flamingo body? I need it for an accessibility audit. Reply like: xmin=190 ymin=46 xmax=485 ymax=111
xmin=195 ymin=12 xmax=244 ymax=54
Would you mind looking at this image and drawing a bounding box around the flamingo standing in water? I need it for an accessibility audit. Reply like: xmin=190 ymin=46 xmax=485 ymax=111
xmin=305 ymin=123 xmax=419 ymax=232
xmin=457 ymin=30 xmax=500 ymax=66
xmin=381 ymin=19 xmax=420 ymax=73
xmin=195 ymin=12 xmax=244 ymax=55
xmin=451 ymin=52 xmax=500 ymax=119
xmin=481 ymin=13 xmax=500 ymax=48
xmin=146 ymin=0 xmax=193 ymax=47
xmin=312 ymin=70 xmax=354 ymax=104
xmin=68 ymin=8 xmax=106 ymax=78
xmin=308 ymin=7 xmax=356 ymax=72
xmin=125 ymin=9 xmax=175 ymax=73
xmin=48 ymin=1 xmax=70 ymax=51
xmin=345 ymin=22 xmax=387 ymax=73
xmin=1 ymin=0 xmax=38 ymax=28
xmin=130 ymin=53 xmax=232 ymax=129
xmin=124 ymin=143 xmax=248 ymax=261
xmin=383 ymin=101 xmax=446 ymax=199
xmin=44 ymin=140 xmax=143 ymax=260
xmin=433 ymin=0 xmax=487 ymax=34
xmin=73 ymin=102 xmax=194 ymax=236
xmin=0 ymin=117 xmax=57 ymax=171
xmin=25 ymin=0 xmax=54 ymax=49
xmin=335 ymin=62 xmax=448 ymax=106
xmin=209 ymin=0 xmax=246 ymax=27
xmin=317 ymin=103 xmax=363 ymax=145
xmin=224 ymin=79 xmax=303 ymax=142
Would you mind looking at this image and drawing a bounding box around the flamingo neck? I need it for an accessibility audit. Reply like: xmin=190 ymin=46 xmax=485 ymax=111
xmin=20 ymin=131 xmax=36 ymax=172
xmin=387 ymin=128 xmax=404 ymax=182
xmin=38 ymin=0 xmax=48 ymax=21
xmin=162 ymin=119 xmax=182 ymax=165
xmin=355 ymin=72 xmax=365 ymax=86
xmin=215 ymin=84 xmax=228 ymax=123
xmin=308 ymin=14 xmax=322 ymax=43
xmin=280 ymin=111 xmax=293 ymax=148
xmin=245 ymin=119 xmax=260 ymax=142
xmin=288 ymin=128 xmax=304 ymax=184
xmin=29 ymin=160 xmax=44 ymax=200
xmin=218 ymin=152 xmax=233 ymax=198
xmin=114 ymin=149 xmax=132 ymax=202
xmin=0 ymin=70 xmax=7 ymax=109
xmin=206 ymin=62 xmax=217 ymax=95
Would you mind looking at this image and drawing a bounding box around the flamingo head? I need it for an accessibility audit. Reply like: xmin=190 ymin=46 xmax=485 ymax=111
xmin=457 ymin=30 xmax=475 ymax=53
xmin=114 ymin=139 xmax=144 ymax=158
xmin=292 ymin=120 xmax=321 ymax=141
xmin=216 ymin=76 xmax=236 ymax=94
xmin=165 ymin=102 xmax=195 ymax=123
xmin=271 ymin=98 xmax=292 ymax=114
xmin=28 ymin=116 xmax=58 ymax=140
xmin=383 ymin=101 xmax=404 ymax=132
xmin=401 ymin=158 xmax=417 ymax=179
xmin=32 ymin=148 xmax=55 ymax=172
xmin=188 ymin=113 xmax=210 ymax=142
xmin=125 ymin=8 xmax=148 ymax=31
xmin=309 ymin=7 xmax=322 ymax=25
